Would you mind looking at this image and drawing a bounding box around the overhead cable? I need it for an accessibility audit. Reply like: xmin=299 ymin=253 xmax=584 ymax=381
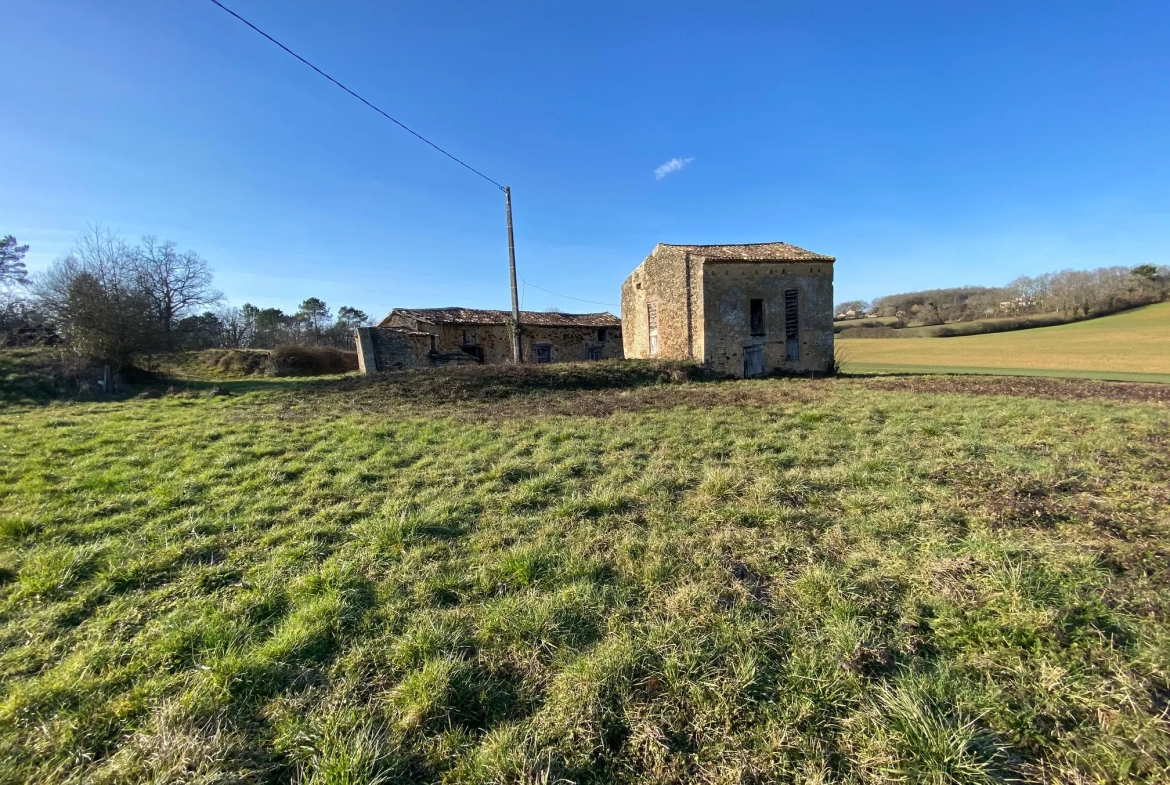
xmin=205 ymin=0 xmax=505 ymax=191
xmin=519 ymin=276 xmax=619 ymax=308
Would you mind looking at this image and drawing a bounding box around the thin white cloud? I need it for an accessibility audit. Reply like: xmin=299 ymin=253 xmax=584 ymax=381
xmin=654 ymin=157 xmax=695 ymax=180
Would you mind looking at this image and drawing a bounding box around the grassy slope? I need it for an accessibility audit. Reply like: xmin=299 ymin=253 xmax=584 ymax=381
xmin=0 ymin=368 xmax=1168 ymax=783
xmin=839 ymin=301 xmax=1170 ymax=378
xmin=837 ymin=312 xmax=1068 ymax=339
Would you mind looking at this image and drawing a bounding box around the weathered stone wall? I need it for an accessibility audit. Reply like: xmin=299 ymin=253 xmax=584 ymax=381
xmin=700 ymin=261 xmax=834 ymax=377
xmin=448 ymin=323 xmax=623 ymax=364
xmin=380 ymin=313 xmax=433 ymax=335
xmin=380 ymin=316 xmax=513 ymax=364
xmin=355 ymin=328 xmax=377 ymax=374
xmin=621 ymin=246 xmax=698 ymax=360
xmin=354 ymin=327 xmax=433 ymax=373
xmin=519 ymin=325 xmax=623 ymax=363
xmin=369 ymin=317 xmax=623 ymax=367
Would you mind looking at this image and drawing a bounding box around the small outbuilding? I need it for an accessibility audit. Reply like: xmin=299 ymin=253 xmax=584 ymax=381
xmin=355 ymin=307 xmax=622 ymax=373
xmin=621 ymin=242 xmax=835 ymax=377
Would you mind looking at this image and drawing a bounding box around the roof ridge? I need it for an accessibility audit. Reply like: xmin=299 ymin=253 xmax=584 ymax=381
xmin=654 ymin=241 xmax=835 ymax=262
xmin=379 ymin=306 xmax=620 ymax=328
xmin=661 ymin=241 xmax=789 ymax=247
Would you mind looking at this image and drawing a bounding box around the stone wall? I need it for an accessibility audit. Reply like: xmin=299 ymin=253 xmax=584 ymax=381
xmin=700 ymin=261 xmax=834 ymax=377
xmin=621 ymin=245 xmax=701 ymax=361
xmin=354 ymin=327 xmax=434 ymax=373
xmin=441 ymin=323 xmax=623 ymax=364
xmin=373 ymin=315 xmax=623 ymax=367
xmin=519 ymin=325 xmax=623 ymax=363
xmin=620 ymin=246 xmax=835 ymax=377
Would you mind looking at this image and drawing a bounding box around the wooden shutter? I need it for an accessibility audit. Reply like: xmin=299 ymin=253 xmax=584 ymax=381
xmin=784 ymin=289 xmax=799 ymax=361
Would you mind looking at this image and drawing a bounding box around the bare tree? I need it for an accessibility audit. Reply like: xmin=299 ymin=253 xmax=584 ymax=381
xmin=64 ymin=270 xmax=158 ymax=369
xmin=134 ymin=236 xmax=221 ymax=349
xmin=32 ymin=227 xmax=161 ymax=368
xmin=33 ymin=228 xmax=132 ymax=323
xmin=834 ymin=300 xmax=868 ymax=317
xmin=216 ymin=305 xmax=254 ymax=348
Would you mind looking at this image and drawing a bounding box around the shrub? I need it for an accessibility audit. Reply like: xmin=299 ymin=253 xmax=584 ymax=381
xmin=834 ymin=320 xmax=893 ymax=334
xmin=0 ymin=347 xmax=106 ymax=404
xmin=930 ymin=315 xmax=1069 ymax=338
xmin=837 ymin=326 xmax=900 ymax=339
xmin=204 ymin=349 xmax=270 ymax=376
xmin=269 ymin=345 xmax=358 ymax=376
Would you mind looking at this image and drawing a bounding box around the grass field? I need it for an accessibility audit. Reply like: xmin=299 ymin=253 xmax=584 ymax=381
xmin=839 ymin=302 xmax=1170 ymax=380
xmin=1 ymin=363 xmax=1169 ymax=783
xmin=835 ymin=313 xmax=1069 ymax=340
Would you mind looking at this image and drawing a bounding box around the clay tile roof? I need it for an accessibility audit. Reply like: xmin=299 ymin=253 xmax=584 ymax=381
xmin=661 ymin=242 xmax=835 ymax=262
xmin=384 ymin=328 xmax=433 ymax=337
xmin=381 ymin=307 xmax=620 ymax=328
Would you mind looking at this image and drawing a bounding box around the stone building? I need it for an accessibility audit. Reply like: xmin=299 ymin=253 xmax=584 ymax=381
xmin=621 ymin=242 xmax=834 ymax=377
xmin=355 ymin=307 xmax=622 ymax=373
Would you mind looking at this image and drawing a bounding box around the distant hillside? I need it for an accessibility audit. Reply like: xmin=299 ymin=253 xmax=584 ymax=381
xmin=837 ymin=264 xmax=1169 ymax=328
xmin=838 ymin=301 xmax=1170 ymax=381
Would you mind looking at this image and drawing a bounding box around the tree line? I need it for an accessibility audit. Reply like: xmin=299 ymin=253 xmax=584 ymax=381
xmin=836 ymin=264 xmax=1169 ymax=325
xmin=1 ymin=227 xmax=372 ymax=369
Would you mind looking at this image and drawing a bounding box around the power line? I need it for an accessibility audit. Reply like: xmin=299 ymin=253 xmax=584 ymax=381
xmin=204 ymin=0 xmax=505 ymax=191
xmin=519 ymin=276 xmax=619 ymax=309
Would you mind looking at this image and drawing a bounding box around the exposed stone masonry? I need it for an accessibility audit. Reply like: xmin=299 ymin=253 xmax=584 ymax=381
xmin=622 ymin=242 xmax=835 ymax=377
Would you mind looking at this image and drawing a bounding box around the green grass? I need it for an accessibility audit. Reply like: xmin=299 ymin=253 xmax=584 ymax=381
xmin=0 ymin=347 xmax=102 ymax=405
xmin=839 ymin=301 xmax=1170 ymax=376
xmin=837 ymin=312 xmax=1070 ymax=339
xmin=843 ymin=362 xmax=1170 ymax=384
xmin=1 ymin=364 xmax=1168 ymax=783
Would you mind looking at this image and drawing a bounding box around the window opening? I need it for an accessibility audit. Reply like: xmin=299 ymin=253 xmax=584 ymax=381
xmin=534 ymin=344 xmax=552 ymax=364
xmin=647 ymin=301 xmax=659 ymax=357
xmin=749 ymin=299 xmax=765 ymax=336
xmin=585 ymin=346 xmax=602 ymax=361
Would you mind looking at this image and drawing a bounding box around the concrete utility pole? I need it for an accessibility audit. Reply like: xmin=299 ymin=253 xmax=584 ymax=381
xmin=505 ymin=186 xmax=522 ymax=363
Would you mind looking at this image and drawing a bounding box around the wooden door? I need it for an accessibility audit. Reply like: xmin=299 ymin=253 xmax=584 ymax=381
xmin=744 ymin=345 xmax=764 ymax=378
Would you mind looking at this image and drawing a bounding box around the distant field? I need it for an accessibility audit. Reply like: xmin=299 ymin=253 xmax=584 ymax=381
xmin=840 ymin=302 xmax=1170 ymax=379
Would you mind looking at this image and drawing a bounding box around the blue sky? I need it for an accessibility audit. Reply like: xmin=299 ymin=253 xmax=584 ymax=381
xmin=4 ymin=0 xmax=1169 ymax=317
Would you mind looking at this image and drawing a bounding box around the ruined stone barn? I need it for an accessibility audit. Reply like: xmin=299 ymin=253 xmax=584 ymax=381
xmin=621 ymin=242 xmax=835 ymax=377
xmin=355 ymin=307 xmax=623 ymax=372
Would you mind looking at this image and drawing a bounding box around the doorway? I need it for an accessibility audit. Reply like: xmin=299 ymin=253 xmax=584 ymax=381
xmin=743 ymin=345 xmax=764 ymax=378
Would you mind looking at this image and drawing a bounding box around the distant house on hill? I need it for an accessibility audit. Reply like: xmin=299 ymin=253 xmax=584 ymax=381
xmin=621 ymin=242 xmax=835 ymax=378
xmin=355 ymin=307 xmax=622 ymax=373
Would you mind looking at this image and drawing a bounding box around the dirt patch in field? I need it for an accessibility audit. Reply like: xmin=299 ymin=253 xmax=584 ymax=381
xmin=291 ymin=377 xmax=832 ymax=420
xmin=929 ymin=463 xmax=1117 ymax=532
xmin=256 ymin=363 xmax=833 ymax=420
xmin=857 ymin=375 xmax=1170 ymax=405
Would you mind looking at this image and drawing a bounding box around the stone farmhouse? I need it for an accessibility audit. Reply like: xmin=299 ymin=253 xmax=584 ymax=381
xmin=355 ymin=307 xmax=622 ymax=373
xmin=621 ymin=242 xmax=835 ymax=378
